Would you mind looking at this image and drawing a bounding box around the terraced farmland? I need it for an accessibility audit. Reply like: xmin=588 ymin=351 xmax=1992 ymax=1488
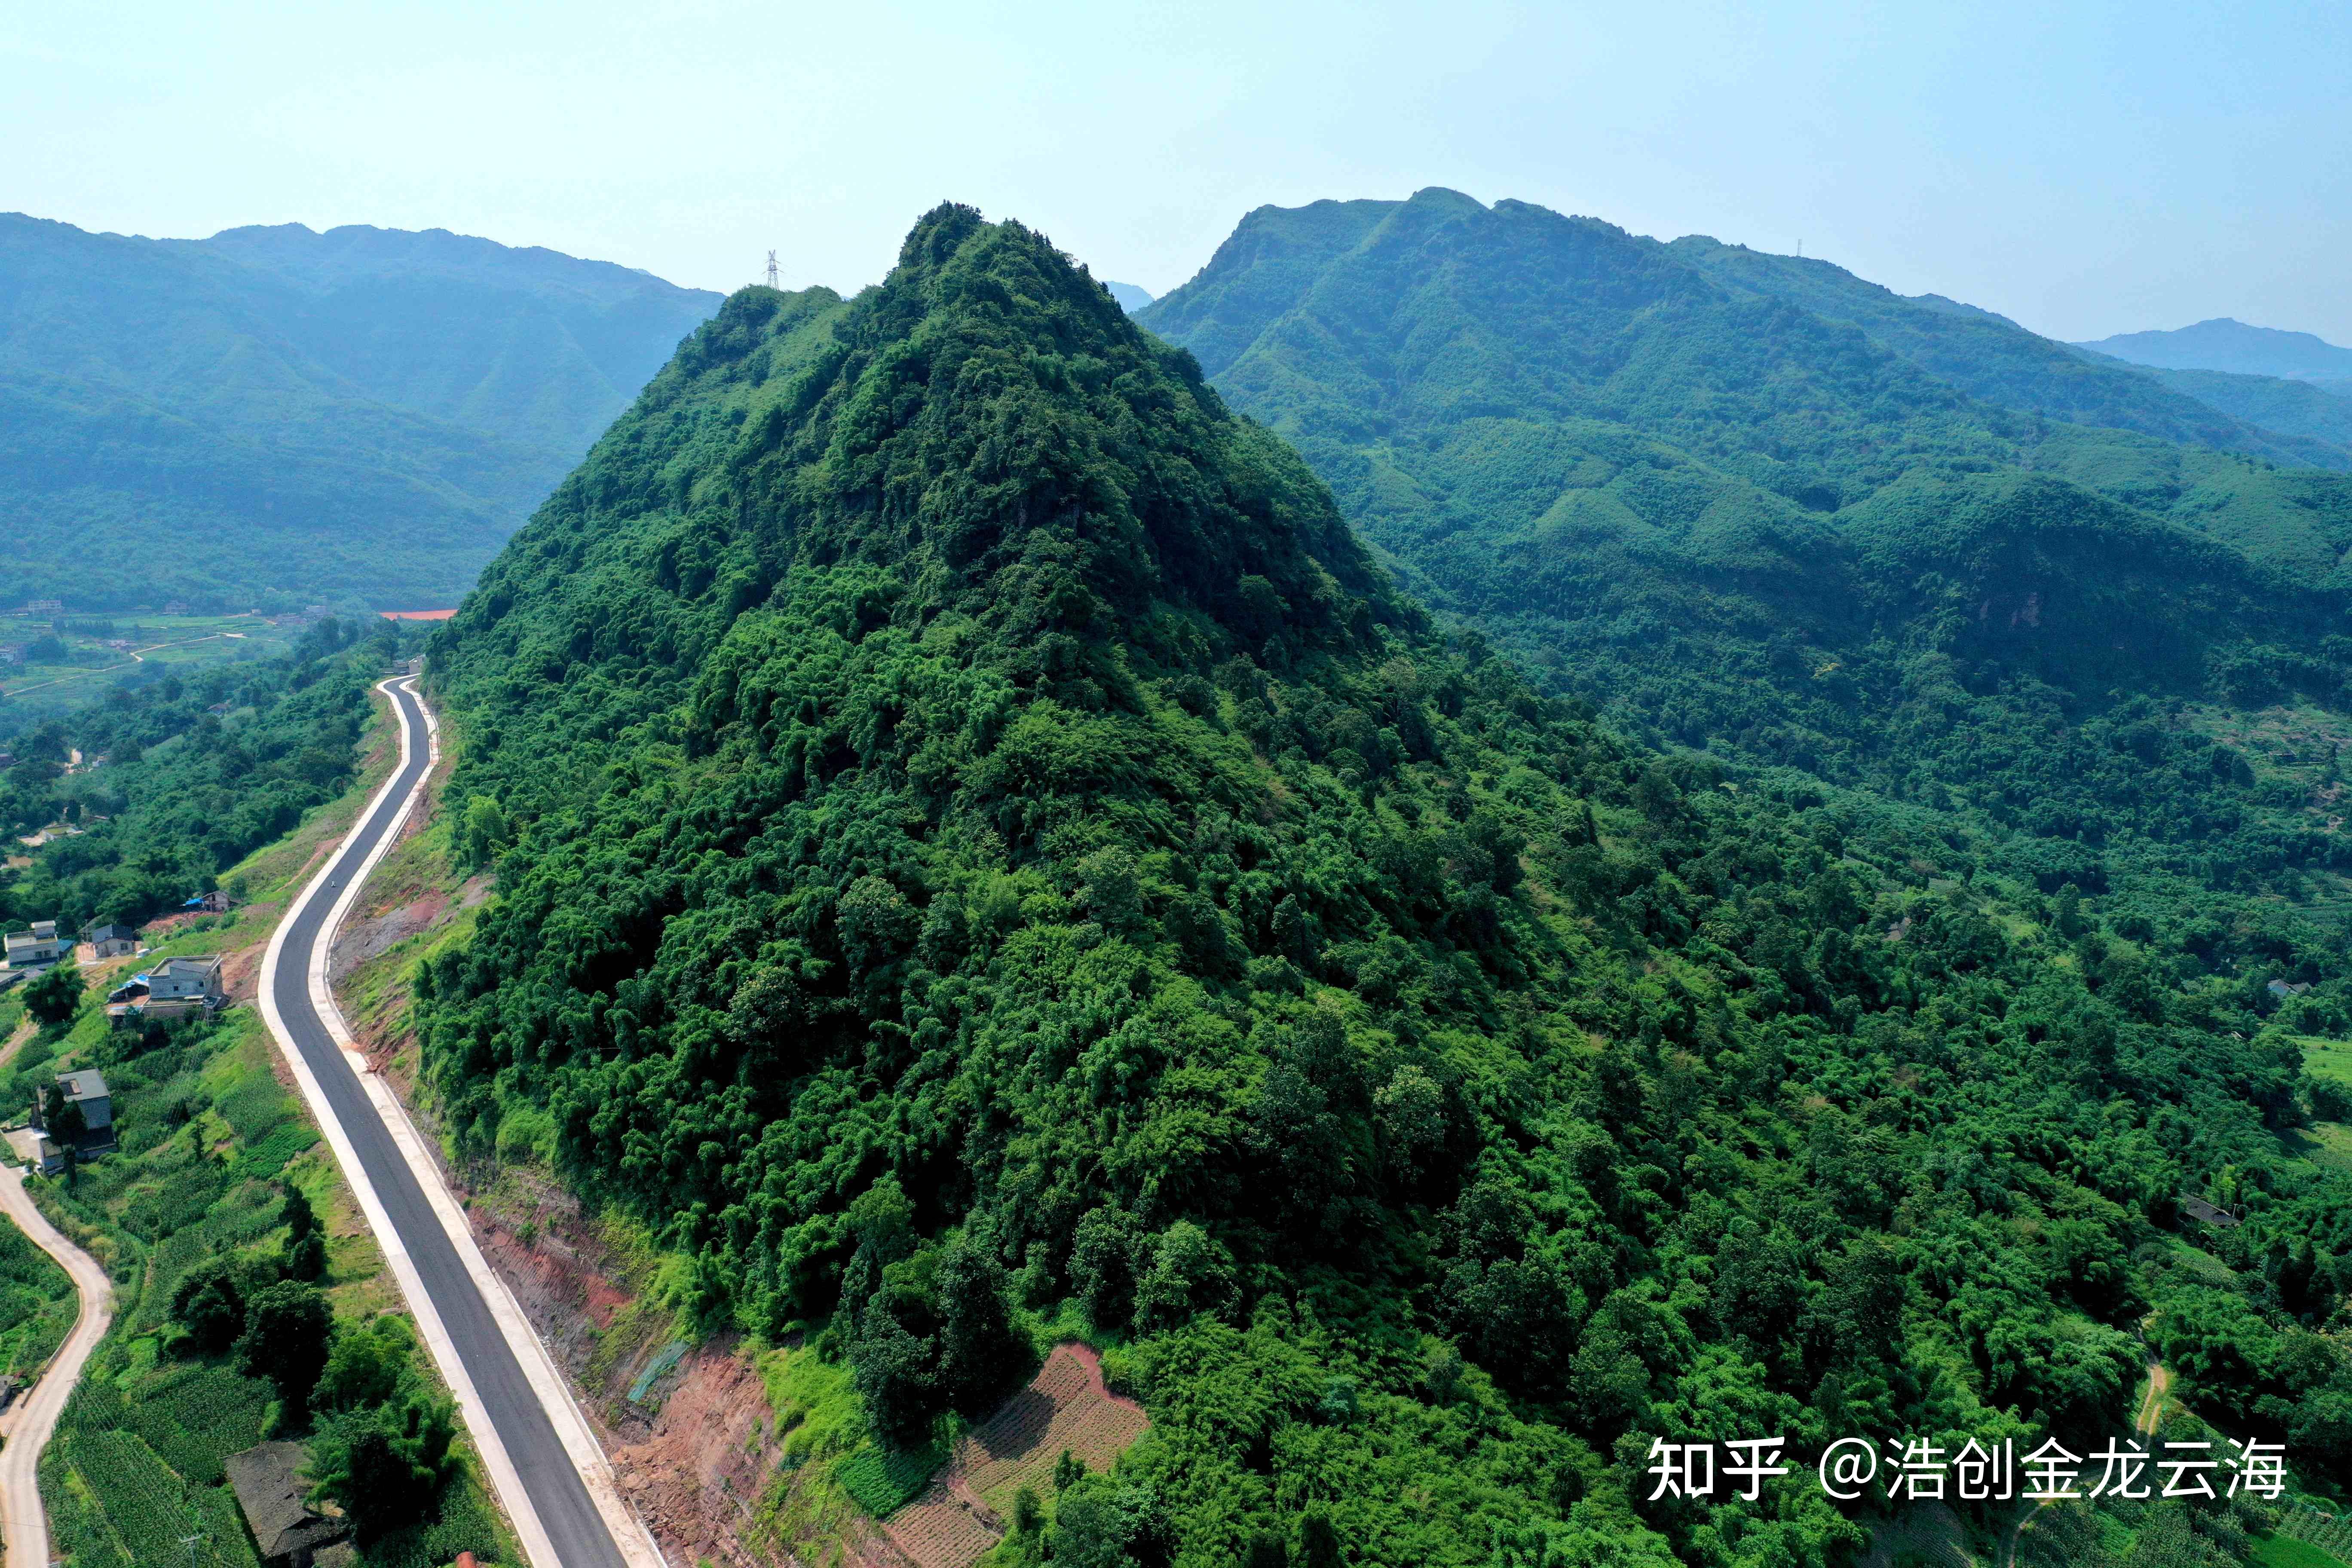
xmin=884 ymin=1344 xmax=1149 ymax=1568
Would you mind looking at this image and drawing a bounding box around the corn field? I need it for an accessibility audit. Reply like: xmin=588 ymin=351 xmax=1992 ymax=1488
xmin=2284 ymin=1507 xmax=2352 ymax=1562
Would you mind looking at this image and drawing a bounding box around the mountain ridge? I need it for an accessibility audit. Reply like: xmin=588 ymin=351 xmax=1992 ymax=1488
xmin=0 ymin=212 xmax=721 ymax=609
xmin=2078 ymin=316 xmax=2352 ymax=381
xmin=1137 ymin=192 xmax=2352 ymax=917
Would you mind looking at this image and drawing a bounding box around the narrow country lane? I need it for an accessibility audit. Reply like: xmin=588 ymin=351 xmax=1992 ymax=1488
xmin=258 ymin=675 xmax=658 ymax=1568
xmin=0 ymin=1167 xmax=111 ymax=1568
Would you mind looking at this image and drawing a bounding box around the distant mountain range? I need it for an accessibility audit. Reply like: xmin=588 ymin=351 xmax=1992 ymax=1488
xmin=2078 ymin=316 xmax=2352 ymax=382
xmin=0 ymin=215 xmax=722 ymax=611
xmin=2064 ymin=318 xmax=2352 ymax=451
xmin=1102 ymin=280 xmax=1155 ymax=312
xmin=1139 ymin=188 xmax=2352 ymax=823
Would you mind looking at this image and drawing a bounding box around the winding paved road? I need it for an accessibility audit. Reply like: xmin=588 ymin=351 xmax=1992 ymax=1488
xmin=0 ymin=1167 xmax=112 ymax=1568
xmin=260 ymin=676 xmax=652 ymax=1568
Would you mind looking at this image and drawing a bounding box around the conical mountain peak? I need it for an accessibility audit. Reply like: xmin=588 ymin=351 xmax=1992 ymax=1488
xmin=459 ymin=206 xmax=1401 ymax=729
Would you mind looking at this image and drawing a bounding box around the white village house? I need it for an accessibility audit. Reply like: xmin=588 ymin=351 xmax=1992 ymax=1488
xmin=3 ymin=920 xmax=64 ymax=969
xmin=106 ymin=953 xmax=225 ymax=1021
xmin=83 ymin=921 xmax=138 ymax=959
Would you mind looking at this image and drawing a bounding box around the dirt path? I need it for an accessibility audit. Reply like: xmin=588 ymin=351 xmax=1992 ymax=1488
xmin=2135 ymin=1354 xmax=2171 ymax=1437
xmin=0 ymin=1167 xmax=112 ymax=1568
xmin=2007 ymin=1353 xmax=2172 ymax=1568
xmin=0 ymin=632 xmax=234 ymax=697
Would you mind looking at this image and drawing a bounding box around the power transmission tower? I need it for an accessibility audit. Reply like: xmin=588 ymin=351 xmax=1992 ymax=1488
xmin=765 ymin=250 xmax=780 ymax=289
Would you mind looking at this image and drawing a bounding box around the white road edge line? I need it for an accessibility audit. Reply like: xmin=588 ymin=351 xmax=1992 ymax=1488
xmin=258 ymin=675 xmax=666 ymax=1568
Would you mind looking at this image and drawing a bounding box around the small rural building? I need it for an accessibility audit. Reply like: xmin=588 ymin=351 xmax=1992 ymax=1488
xmin=108 ymin=953 xmax=225 ymax=1020
xmin=2178 ymin=1194 xmax=2240 ymax=1228
xmin=31 ymin=1069 xmax=113 ymax=1155
xmin=83 ymin=922 xmax=138 ymax=959
xmin=2 ymin=1128 xmax=66 ymax=1176
xmin=3 ymin=920 xmax=63 ymax=969
xmin=149 ymin=953 xmax=224 ymax=1005
xmin=225 ymin=1442 xmax=352 ymax=1568
xmin=185 ymin=889 xmax=233 ymax=913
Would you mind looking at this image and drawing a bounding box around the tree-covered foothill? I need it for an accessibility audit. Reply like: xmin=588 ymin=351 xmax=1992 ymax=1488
xmin=0 ymin=616 xmax=404 ymax=933
xmin=417 ymin=207 xmax=2352 ymax=1566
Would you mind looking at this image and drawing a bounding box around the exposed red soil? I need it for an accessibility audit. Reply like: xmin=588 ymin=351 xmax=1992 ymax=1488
xmin=459 ymin=1174 xmax=794 ymax=1566
xmin=135 ymin=909 xmax=213 ymax=940
xmin=609 ymin=1345 xmax=783 ymax=1565
xmin=220 ymin=943 xmax=263 ymax=1004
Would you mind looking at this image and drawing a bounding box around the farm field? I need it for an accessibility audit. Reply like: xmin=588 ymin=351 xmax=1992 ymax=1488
xmin=2302 ymin=1122 xmax=2352 ymax=1169
xmin=0 ymin=612 xmax=304 ymax=732
xmin=2302 ymin=1036 xmax=2352 ymax=1089
xmin=9 ymin=687 xmax=518 ymax=1568
xmin=2255 ymin=1531 xmax=2352 ymax=1568
xmin=884 ymin=1344 xmax=1149 ymax=1568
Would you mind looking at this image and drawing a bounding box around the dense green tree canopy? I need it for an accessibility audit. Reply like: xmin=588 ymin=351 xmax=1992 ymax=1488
xmin=0 ymin=618 xmax=394 ymax=935
xmin=414 ymin=206 xmax=2351 ymax=1565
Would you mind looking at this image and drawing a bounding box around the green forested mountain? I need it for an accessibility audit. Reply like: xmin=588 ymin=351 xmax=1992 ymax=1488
xmin=414 ymin=206 xmax=2352 ymax=1566
xmin=2079 ymin=318 xmax=2352 ymax=383
xmin=2118 ymin=362 xmax=2352 ymax=453
xmin=0 ymin=214 xmax=720 ymax=612
xmin=1136 ymin=192 xmax=2352 ymax=914
xmin=1667 ymin=239 xmax=2349 ymax=471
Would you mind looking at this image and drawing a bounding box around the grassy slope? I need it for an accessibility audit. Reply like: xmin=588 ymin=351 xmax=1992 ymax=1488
xmin=2253 ymin=1536 xmax=2352 ymax=1568
xmin=17 ymin=686 xmax=517 ymax=1568
xmin=1664 ymin=235 xmax=2350 ymax=470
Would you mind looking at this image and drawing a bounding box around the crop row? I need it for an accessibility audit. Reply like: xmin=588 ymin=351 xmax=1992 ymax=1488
xmin=2285 ymin=1508 xmax=2352 ymax=1557
xmin=231 ymin=1120 xmax=320 ymax=1181
xmin=132 ymin=1363 xmax=273 ymax=1483
xmin=214 ymin=1069 xmax=295 ymax=1146
xmin=838 ymin=1437 xmax=951 ymax=1517
xmin=62 ymin=1427 xmax=198 ymax=1567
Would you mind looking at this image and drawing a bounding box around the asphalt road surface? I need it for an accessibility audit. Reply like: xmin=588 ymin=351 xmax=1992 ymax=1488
xmin=0 ymin=1164 xmax=113 ymax=1568
xmin=271 ymin=677 xmax=630 ymax=1568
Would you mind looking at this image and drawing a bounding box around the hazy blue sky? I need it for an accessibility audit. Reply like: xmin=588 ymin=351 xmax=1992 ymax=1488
xmin=8 ymin=0 xmax=2347 ymax=343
